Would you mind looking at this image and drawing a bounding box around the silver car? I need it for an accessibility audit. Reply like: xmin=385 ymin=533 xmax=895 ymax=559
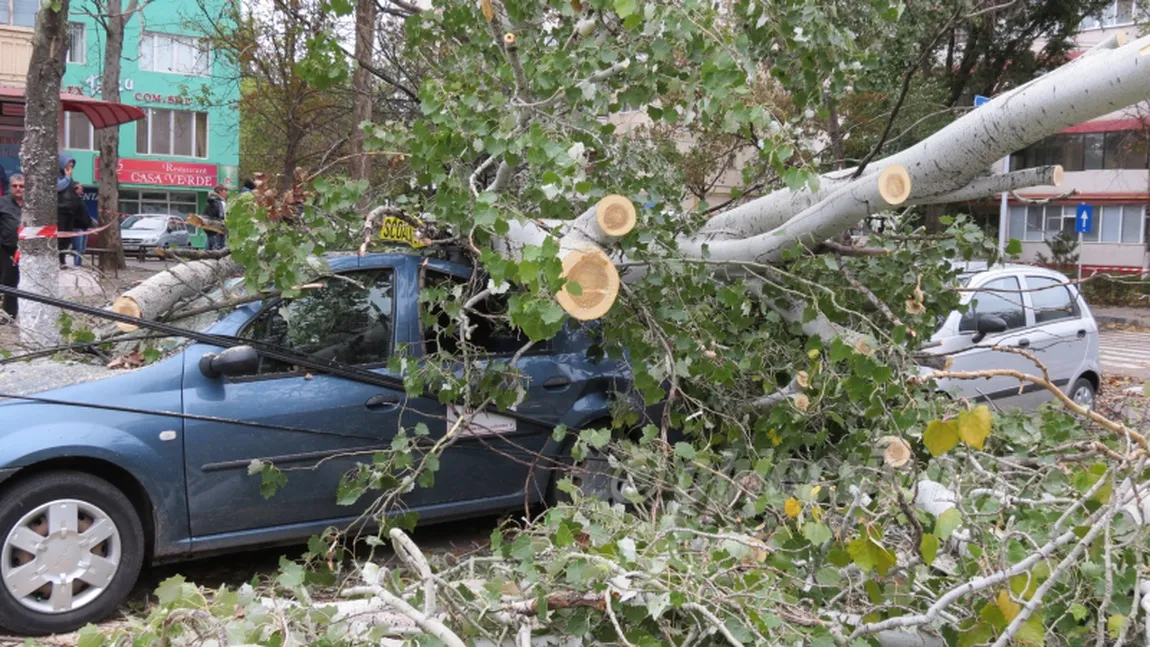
xmin=923 ymin=263 xmax=1101 ymax=410
xmin=121 ymin=214 xmax=191 ymax=255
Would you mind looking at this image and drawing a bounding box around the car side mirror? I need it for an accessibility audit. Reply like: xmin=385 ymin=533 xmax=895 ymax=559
xmin=200 ymin=345 xmax=260 ymax=378
xmin=972 ymin=315 xmax=1008 ymax=343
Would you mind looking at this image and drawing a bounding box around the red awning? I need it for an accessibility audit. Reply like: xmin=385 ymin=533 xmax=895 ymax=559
xmin=0 ymin=86 xmax=145 ymax=129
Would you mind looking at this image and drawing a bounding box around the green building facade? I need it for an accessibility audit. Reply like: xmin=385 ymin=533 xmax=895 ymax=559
xmin=60 ymin=0 xmax=238 ymax=227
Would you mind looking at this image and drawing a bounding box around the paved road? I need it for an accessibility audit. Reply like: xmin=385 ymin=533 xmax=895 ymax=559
xmin=1100 ymin=326 xmax=1150 ymax=380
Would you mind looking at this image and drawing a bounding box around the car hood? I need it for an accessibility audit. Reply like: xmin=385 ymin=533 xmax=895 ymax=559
xmin=0 ymin=359 xmax=127 ymax=398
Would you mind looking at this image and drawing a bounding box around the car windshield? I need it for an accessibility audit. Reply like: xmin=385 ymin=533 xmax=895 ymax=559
xmin=124 ymin=218 xmax=166 ymax=231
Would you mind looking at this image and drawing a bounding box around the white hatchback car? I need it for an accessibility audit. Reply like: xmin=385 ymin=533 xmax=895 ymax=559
xmin=923 ymin=263 xmax=1101 ymax=410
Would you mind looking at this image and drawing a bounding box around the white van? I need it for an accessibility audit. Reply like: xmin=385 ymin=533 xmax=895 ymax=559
xmin=923 ymin=263 xmax=1101 ymax=410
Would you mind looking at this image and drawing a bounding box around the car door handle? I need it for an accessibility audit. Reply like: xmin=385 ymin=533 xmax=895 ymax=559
xmin=1077 ymin=329 xmax=1086 ymax=338
xmin=543 ymin=376 xmax=570 ymax=391
xmin=1017 ymin=338 xmax=1030 ymax=348
xmin=365 ymin=393 xmax=403 ymax=410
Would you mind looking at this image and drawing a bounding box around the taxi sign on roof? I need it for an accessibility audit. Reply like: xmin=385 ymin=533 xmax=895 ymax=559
xmin=379 ymin=215 xmax=425 ymax=248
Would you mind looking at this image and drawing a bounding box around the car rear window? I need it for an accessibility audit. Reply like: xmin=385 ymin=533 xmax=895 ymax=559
xmin=1026 ymin=275 xmax=1080 ymax=324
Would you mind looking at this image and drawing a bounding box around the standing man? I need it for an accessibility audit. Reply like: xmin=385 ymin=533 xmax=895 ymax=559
xmin=204 ymin=184 xmax=228 ymax=250
xmin=56 ymin=153 xmax=88 ymax=268
xmin=70 ymin=182 xmax=90 ymax=266
xmin=0 ymin=173 xmax=24 ymax=322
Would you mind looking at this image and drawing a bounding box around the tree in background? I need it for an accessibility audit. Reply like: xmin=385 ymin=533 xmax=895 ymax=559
xmin=17 ymin=0 xmax=71 ymax=345
xmin=83 ymin=0 xmax=151 ymax=272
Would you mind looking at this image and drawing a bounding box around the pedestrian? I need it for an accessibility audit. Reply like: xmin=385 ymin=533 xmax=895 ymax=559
xmin=56 ymin=153 xmax=89 ymax=268
xmin=204 ymin=184 xmax=228 ymax=250
xmin=241 ymin=179 xmax=255 ymax=193
xmin=0 ymin=164 xmax=8 ymax=196
xmin=70 ymin=182 xmax=91 ymax=266
xmin=0 ymin=173 xmax=24 ymax=322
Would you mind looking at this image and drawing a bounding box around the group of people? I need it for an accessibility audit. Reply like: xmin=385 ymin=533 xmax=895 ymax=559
xmin=0 ymin=154 xmax=94 ymax=322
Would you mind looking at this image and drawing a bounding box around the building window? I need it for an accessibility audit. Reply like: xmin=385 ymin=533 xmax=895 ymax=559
xmin=1011 ymin=203 xmax=1146 ymax=243
xmin=135 ymin=108 xmax=208 ymax=158
xmin=64 ymin=111 xmax=95 ymax=151
xmin=139 ymin=32 xmax=210 ymax=76
xmin=68 ymin=22 xmax=86 ymax=64
xmin=119 ymin=190 xmax=199 ymax=216
xmin=1011 ymin=131 xmax=1149 ymax=172
xmin=1082 ymin=0 xmax=1140 ymax=28
xmin=0 ymin=0 xmax=36 ymax=27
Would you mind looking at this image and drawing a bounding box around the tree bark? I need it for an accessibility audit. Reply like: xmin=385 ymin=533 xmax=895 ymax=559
xmin=350 ymin=0 xmax=376 ymax=187
xmin=18 ymin=0 xmax=70 ymax=346
xmin=96 ymin=0 xmax=135 ymax=273
xmin=110 ymin=258 xmax=243 ymax=331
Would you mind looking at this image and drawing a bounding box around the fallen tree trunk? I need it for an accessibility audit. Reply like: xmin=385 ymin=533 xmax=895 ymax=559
xmin=155 ymin=247 xmax=232 ymax=261
xmin=110 ymin=258 xmax=243 ymax=332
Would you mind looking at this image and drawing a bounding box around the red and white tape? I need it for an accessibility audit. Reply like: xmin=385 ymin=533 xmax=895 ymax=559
xmin=17 ymin=222 xmax=113 ymax=240
xmin=10 ymin=222 xmax=115 ymax=264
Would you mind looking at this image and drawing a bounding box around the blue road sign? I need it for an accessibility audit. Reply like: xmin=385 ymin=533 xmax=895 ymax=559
xmin=1075 ymin=203 xmax=1093 ymax=234
xmin=974 ymin=94 xmax=990 ymax=107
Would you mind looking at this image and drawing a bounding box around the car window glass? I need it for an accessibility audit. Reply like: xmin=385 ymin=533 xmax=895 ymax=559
xmin=242 ymin=269 xmax=394 ymax=374
xmin=1026 ymin=275 xmax=1079 ymax=324
xmin=421 ymin=271 xmax=545 ymax=356
xmin=959 ymin=276 xmax=1026 ymax=332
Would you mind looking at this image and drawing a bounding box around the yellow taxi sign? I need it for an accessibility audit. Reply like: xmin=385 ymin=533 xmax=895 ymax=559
xmin=379 ymin=215 xmax=424 ymax=248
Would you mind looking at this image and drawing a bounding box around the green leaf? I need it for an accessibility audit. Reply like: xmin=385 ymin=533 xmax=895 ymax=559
xmin=277 ymin=557 xmax=306 ymax=588
xmin=155 ymin=575 xmax=188 ymax=605
xmin=614 ymin=0 xmax=637 ymax=18
xmin=923 ymin=419 xmax=960 ymax=456
xmin=1143 ymin=380 xmax=1150 ymax=398
xmin=1069 ymin=603 xmax=1089 ymax=622
xmin=936 ymin=508 xmax=961 ymax=540
xmin=957 ymin=406 xmax=992 ymax=450
xmin=847 ymin=529 xmax=897 ymax=575
xmin=920 ymin=533 xmax=939 ymax=565
xmin=554 ymin=523 xmax=574 ymax=548
xmin=1006 ymin=238 xmax=1023 ymax=255
xmin=75 ymin=625 xmax=106 ymax=647
xmin=1016 ymin=614 xmax=1045 ymax=645
xmin=565 ymin=280 xmax=583 ymax=296
xmin=674 ymin=442 xmax=696 ymax=460
xmin=802 ymin=522 xmax=832 ymax=545
xmin=1108 ymin=614 xmax=1127 ymax=639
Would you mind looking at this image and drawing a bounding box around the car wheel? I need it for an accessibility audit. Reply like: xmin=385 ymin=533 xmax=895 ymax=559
xmin=1070 ymin=377 xmax=1096 ymax=411
xmin=0 ymin=471 xmax=144 ymax=635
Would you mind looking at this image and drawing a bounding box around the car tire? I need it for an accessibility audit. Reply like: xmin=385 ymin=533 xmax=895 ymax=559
xmin=1070 ymin=377 xmax=1096 ymax=411
xmin=0 ymin=471 xmax=144 ymax=635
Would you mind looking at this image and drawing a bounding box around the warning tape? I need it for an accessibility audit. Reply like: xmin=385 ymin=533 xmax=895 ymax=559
xmin=17 ymin=221 xmax=114 ymax=241
xmin=11 ymin=222 xmax=115 ymax=264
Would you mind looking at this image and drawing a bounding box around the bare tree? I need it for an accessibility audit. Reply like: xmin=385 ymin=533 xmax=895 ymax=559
xmin=18 ymin=0 xmax=71 ymax=345
xmin=87 ymin=0 xmax=149 ymax=272
xmin=350 ymin=0 xmax=377 ymax=186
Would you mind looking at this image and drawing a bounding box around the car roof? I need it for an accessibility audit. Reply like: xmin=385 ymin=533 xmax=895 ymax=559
xmin=957 ymin=261 xmax=1073 ymax=283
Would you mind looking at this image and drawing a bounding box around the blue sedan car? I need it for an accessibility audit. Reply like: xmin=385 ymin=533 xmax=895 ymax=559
xmin=0 ymin=253 xmax=633 ymax=634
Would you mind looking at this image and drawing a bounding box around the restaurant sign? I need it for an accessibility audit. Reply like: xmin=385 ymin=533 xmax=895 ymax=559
xmin=95 ymin=158 xmax=218 ymax=188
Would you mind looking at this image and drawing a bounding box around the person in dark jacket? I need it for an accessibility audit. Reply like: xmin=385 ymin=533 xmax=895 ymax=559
xmin=0 ymin=173 xmax=24 ymax=321
xmin=56 ymin=153 xmax=89 ymax=268
xmin=204 ymin=185 xmax=228 ymax=250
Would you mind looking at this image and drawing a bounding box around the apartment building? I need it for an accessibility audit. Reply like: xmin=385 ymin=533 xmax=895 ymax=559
xmin=999 ymin=1 xmax=1149 ymax=273
xmin=0 ymin=0 xmax=238 ymax=221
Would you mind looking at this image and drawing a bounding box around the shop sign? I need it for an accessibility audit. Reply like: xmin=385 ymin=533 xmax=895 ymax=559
xmin=133 ymin=92 xmax=193 ymax=106
xmin=64 ymin=76 xmax=135 ymax=97
xmin=95 ymin=158 xmax=218 ymax=188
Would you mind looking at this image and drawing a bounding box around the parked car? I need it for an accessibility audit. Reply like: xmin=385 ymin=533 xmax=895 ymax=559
xmin=922 ymin=263 xmax=1101 ymax=410
xmin=0 ymin=253 xmax=642 ymax=634
xmin=120 ymin=214 xmax=190 ymax=256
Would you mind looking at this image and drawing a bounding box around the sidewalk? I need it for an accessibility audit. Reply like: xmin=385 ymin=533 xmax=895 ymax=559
xmin=1092 ymin=305 xmax=1150 ymax=328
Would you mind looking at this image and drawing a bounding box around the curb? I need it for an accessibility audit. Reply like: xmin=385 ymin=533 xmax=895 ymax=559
xmin=1097 ymin=315 xmax=1150 ymax=328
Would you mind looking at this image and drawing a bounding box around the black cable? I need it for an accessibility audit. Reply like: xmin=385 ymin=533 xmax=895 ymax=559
xmin=0 ymin=284 xmax=549 ymax=427
xmin=0 ymin=333 xmax=175 ymax=366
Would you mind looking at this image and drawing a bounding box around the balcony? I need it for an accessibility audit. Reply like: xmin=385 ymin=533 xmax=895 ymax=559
xmin=0 ymin=24 xmax=32 ymax=87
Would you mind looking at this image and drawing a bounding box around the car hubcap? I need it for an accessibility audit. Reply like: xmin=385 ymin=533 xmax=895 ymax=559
xmin=571 ymin=451 xmax=630 ymax=505
xmin=1073 ymin=385 xmax=1094 ymax=410
xmin=1 ymin=499 xmax=121 ymax=614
